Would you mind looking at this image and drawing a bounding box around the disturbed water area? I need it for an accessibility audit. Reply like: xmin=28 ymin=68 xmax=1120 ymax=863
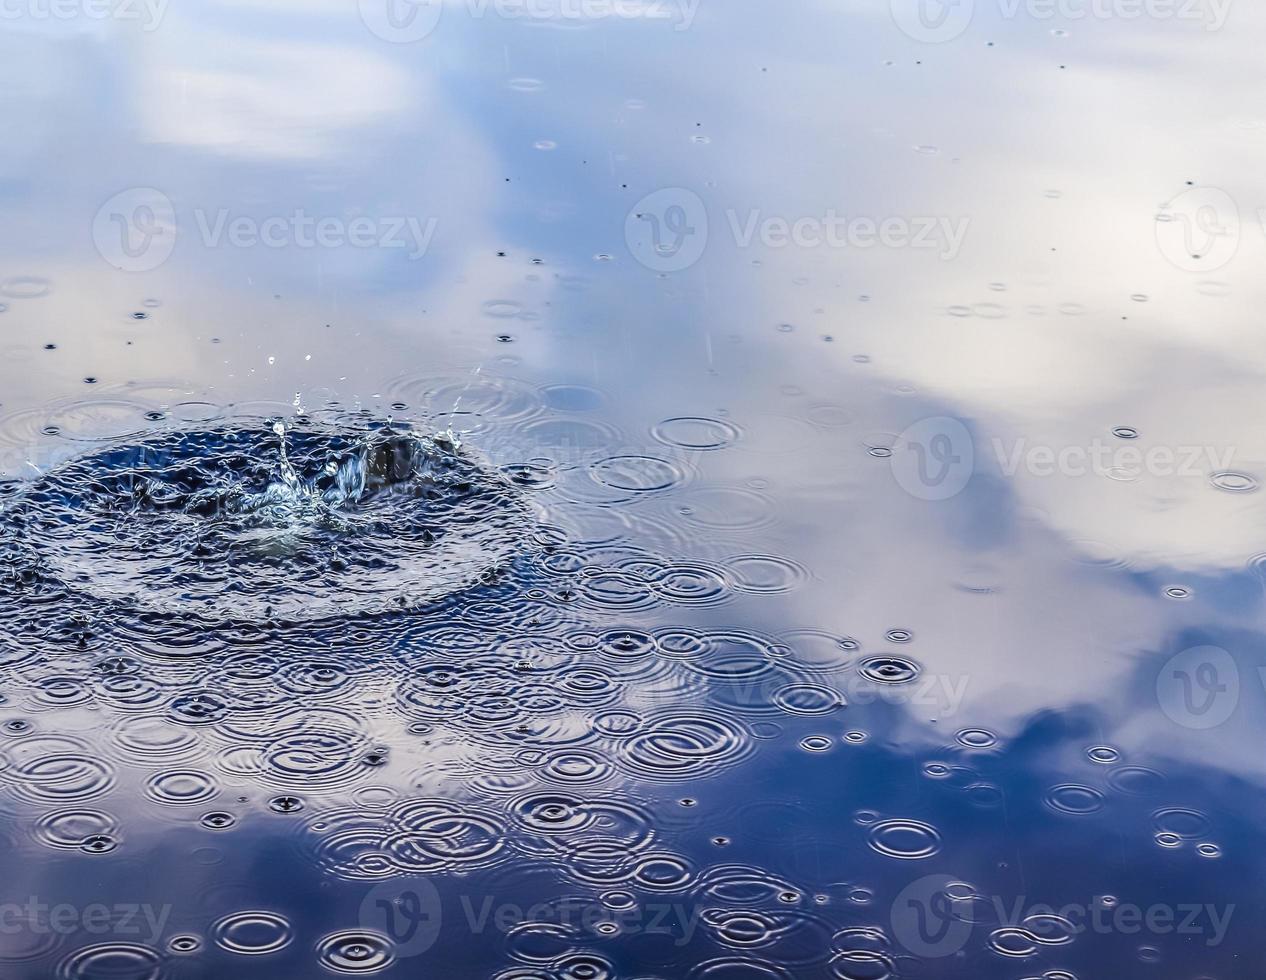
xmin=3 ymin=0 xmax=1266 ymax=977
xmin=0 ymin=357 xmax=1260 ymax=979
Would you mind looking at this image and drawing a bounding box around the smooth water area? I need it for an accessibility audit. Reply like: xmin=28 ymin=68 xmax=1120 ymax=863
xmin=1 ymin=1 xmax=1265 ymax=978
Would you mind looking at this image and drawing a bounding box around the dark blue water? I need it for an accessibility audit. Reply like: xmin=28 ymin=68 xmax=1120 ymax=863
xmin=0 ymin=0 xmax=1262 ymax=977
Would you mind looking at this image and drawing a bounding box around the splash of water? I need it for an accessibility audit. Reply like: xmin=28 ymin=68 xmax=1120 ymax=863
xmin=2 ymin=413 xmax=533 ymax=621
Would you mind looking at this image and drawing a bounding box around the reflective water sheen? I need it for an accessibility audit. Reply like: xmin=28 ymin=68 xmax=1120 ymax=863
xmin=1 ymin=1 xmax=1265 ymax=978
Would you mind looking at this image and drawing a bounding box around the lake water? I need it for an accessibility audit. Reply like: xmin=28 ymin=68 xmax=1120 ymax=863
xmin=0 ymin=0 xmax=1262 ymax=977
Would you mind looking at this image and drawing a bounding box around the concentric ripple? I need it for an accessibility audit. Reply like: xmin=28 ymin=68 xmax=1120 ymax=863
xmin=0 ymin=414 xmax=533 ymax=621
xmin=316 ymin=931 xmax=396 ymax=974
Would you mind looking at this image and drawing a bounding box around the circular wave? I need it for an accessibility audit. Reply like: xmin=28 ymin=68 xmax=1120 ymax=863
xmin=0 ymin=414 xmax=534 ymax=622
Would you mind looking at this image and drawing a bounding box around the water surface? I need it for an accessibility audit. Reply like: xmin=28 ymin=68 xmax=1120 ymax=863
xmin=0 ymin=0 xmax=1264 ymax=977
